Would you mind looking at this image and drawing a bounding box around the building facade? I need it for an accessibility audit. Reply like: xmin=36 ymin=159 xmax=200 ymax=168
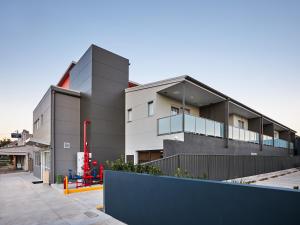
xmin=32 ymin=44 xmax=297 ymax=183
xmin=125 ymin=76 xmax=296 ymax=164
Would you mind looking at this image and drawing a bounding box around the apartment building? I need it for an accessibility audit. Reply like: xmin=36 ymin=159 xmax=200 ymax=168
xmin=31 ymin=44 xmax=297 ymax=183
xmin=125 ymin=76 xmax=296 ymax=164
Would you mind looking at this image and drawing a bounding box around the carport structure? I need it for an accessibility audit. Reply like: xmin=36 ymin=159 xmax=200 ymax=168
xmin=0 ymin=145 xmax=39 ymax=171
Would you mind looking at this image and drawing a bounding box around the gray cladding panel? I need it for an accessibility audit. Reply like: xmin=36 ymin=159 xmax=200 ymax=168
xmin=33 ymin=88 xmax=52 ymax=145
xmin=92 ymin=45 xmax=129 ymax=72
xmin=54 ymin=93 xmax=80 ymax=177
xmin=68 ymin=45 xmax=128 ymax=165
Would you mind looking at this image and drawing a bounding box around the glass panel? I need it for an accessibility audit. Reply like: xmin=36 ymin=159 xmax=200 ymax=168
xmin=158 ymin=117 xmax=170 ymax=135
xmin=275 ymin=139 xmax=288 ymax=149
xmin=233 ymin=127 xmax=239 ymax=140
xmin=184 ymin=114 xmax=195 ymax=133
xmin=220 ymin=123 xmax=224 ymax=138
xmin=239 ymin=129 xmax=245 ymax=141
xmin=206 ymin=119 xmax=215 ymax=136
xmin=228 ymin=126 xmax=233 ymax=139
xmin=244 ymin=130 xmax=250 ymax=142
xmin=196 ymin=117 xmax=206 ymax=135
xmin=290 ymin=142 xmax=294 ymax=150
xmin=214 ymin=122 xmax=221 ymax=137
xmin=170 ymin=114 xmax=183 ymax=133
xmin=263 ymin=135 xmax=273 ymax=146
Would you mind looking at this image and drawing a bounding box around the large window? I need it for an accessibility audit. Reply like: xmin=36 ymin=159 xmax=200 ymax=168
xmin=127 ymin=109 xmax=132 ymax=122
xmin=148 ymin=101 xmax=154 ymax=116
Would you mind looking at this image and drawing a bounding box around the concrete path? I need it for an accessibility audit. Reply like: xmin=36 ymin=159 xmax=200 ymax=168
xmin=0 ymin=172 xmax=125 ymax=225
xmin=228 ymin=167 xmax=300 ymax=190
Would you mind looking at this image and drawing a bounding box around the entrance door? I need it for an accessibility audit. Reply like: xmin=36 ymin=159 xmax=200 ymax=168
xmin=41 ymin=151 xmax=50 ymax=183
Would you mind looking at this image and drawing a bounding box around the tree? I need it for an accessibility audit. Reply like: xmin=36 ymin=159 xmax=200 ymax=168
xmin=0 ymin=138 xmax=11 ymax=147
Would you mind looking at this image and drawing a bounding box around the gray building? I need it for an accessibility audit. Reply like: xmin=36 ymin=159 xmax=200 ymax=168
xmin=32 ymin=45 xmax=129 ymax=184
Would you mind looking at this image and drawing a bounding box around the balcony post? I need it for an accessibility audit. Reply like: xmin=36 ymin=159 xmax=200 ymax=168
xmin=288 ymin=129 xmax=292 ymax=155
xmin=182 ymin=81 xmax=186 ymax=132
xmin=260 ymin=116 xmax=263 ymax=151
xmin=224 ymin=99 xmax=229 ymax=148
xmin=272 ymin=124 xmax=275 ymax=147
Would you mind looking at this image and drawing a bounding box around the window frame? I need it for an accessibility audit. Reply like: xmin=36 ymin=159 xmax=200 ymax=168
xmin=148 ymin=101 xmax=154 ymax=117
xmin=127 ymin=108 xmax=132 ymax=122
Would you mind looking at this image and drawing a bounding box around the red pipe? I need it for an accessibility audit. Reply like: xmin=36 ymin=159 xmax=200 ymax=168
xmin=83 ymin=120 xmax=91 ymax=185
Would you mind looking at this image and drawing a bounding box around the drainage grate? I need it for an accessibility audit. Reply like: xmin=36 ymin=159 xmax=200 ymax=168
xmin=84 ymin=211 xmax=99 ymax=218
xmin=32 ymin=181 xmax=43 ymax=184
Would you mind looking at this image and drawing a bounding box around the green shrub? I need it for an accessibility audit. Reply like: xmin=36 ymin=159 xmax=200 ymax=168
xmin=106 ymin=156 xmax=162 ymax=176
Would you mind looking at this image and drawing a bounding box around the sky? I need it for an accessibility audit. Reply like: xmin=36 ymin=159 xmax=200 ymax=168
xmin=0 ymin=0 xmax=299 ymax=138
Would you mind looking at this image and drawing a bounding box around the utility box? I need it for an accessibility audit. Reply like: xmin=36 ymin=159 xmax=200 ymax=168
xmin=77 ymin=152 xmax=84 ymax=176
xmin=77 ymin=152 xmax=92 ymax=176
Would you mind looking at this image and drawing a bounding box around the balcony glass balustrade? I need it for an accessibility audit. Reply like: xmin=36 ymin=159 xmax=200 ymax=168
xmin=228 ymin=125 xmax=259 ymax=144
xmin=158 ymin=114 xmax=224 ymax=138
xmin=263 ymin=135 xmax=273 ymax=146
xmin=274 ymin=139 xmax=289 ymax=149
xmin=158 ymin=114 xmax=294 ymax=150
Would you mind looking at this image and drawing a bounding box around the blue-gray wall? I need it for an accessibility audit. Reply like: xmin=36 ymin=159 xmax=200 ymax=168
xmin=104 ymin=170 xmax=300 ymax=225
xmin=164 ymin=133 xmax=289 ymax=157
xmin=70 ymin=45 xmax=129 ymax=164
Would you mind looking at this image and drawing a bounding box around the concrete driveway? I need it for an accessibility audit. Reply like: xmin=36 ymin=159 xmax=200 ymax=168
xmin=0 ymin=172 xmax=125 ymax=225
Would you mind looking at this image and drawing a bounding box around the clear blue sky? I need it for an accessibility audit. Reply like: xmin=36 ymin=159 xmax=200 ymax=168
xmin=0 ymin=0 xmax=299 ymax=138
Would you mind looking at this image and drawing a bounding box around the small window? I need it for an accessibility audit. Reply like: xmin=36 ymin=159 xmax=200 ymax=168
xmin=148 ymin=101 xmax=154 ymax=116
xmin=128 ymin=109 xmax=132 ymax=122
xmin=171 ymin=106 xmax=179 ymax=115
xmin=238 ymin=120 xmax=245 ymax=129
xmin=41 ymin=114 xmax=43 ymax=126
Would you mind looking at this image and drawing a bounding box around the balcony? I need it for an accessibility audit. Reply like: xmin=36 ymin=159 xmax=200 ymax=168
xmin=228 ymin=125 xmax=259 ymax=144
xmin=158 ymin=114 xmax=294 ymax=150
xmin=158 ymin=114 xmax=224 ymax=138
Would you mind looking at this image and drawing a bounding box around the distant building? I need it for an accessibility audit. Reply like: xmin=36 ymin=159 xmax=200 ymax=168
xmin=0 ymin=130 xmax=34 ymax=172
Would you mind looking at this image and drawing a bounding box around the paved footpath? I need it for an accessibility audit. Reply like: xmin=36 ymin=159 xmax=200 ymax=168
xmin=0 ymin=172 xmax=125 ymax=225
xmin=229 ymin=167 xmax=300 ymax=189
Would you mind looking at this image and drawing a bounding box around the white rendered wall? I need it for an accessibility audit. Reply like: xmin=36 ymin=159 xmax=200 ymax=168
xmin=229 ymin=114 xmax=249 ymax=129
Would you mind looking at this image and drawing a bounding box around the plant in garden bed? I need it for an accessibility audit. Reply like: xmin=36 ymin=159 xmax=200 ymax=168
xmin=105 ymin=156 xmax=162 ymax=176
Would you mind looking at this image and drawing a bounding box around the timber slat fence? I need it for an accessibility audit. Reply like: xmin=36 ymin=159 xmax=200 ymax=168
xmin=144 ymin=154 xmax=300 ymax=180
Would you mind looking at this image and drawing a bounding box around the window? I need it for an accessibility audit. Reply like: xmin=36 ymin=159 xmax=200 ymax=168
xmin=127 ymin=109 xmax=132 ymax=122
xmin=182 ymin=108 xmax=190 ymax=114
xmin=148 ymin=101 xmax=154 ymax=116
xmin=41 ymin=114 xmax=43 ymax=126
xmin=171 ymin=106 xmax=179 ymax=115
xmin=34 ymin=119 xmax=40 ymax=131
xmin=34 ymin=152 xmax=41 ymax=166
xmin=238 ymin=120 xmax=245 ymax=129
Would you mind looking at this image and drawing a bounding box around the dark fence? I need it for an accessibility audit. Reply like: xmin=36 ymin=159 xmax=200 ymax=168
xmin=144 ymin=154 xmax=300 ymax=180
xmin=104 ymin=170 xmax=300 ymax=225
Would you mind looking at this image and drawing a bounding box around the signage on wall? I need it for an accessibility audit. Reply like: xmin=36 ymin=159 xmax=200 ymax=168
xmin=64 ymin=142 xmax=71 ymax=149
